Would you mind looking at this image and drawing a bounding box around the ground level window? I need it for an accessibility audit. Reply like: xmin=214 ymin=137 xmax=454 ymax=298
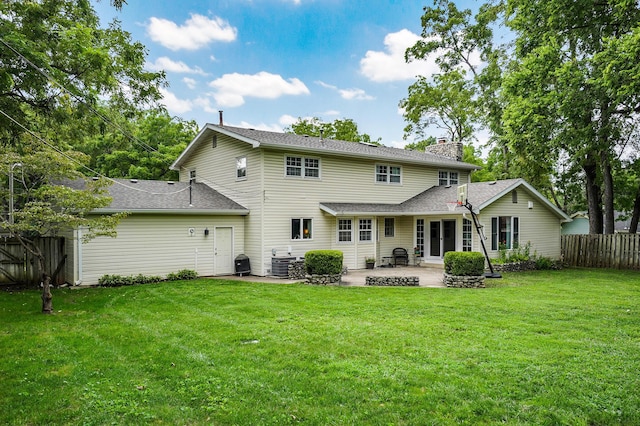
xmin=463 ymin=218 xmax=472 ymax=251
xmin=292 ymin=218 xmax=312 ymax=240
xmin=359 ymin=219 xmax=373 ymax=241
xmin=491 ymin=216 xmax=519 ymax=250
xmin=416 ymin=219 xmax=425 ymax=256
xmin=384 ymin=218 xmax=395 ymax=237
xmin=338 ymin=219 xmax=352 ymax=242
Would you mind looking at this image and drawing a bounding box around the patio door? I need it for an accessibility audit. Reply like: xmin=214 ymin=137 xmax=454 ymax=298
xmin=214 ymin=227 xmax=234 ymax=275
xmin=430 ymin=220 xmax=456 ymax=257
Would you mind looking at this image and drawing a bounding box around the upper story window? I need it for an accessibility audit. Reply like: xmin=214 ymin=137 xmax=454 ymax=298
xmin=236 ymin=156 xmax=247 ymax=180
xmin=376 ymin=164 xmax=401 ymax=184
xmin=438 ymin=170 xmax=459 ymax=186
xmin=286 ymin=156 xmax=320 ymax=178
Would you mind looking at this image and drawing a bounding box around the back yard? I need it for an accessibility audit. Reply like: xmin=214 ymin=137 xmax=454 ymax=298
xmin=0 ymin=268 xmax=638 ymax=425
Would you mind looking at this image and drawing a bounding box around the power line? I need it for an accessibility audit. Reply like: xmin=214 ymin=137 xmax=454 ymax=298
xmin=0 ymin=36 xmax=166 ymax=160
xmin=0 ymin=108 xmax=190 ymax=196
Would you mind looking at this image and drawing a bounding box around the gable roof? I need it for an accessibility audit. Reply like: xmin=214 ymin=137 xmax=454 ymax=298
xmin=171 ymin=124 xmax=480 ymax=171
xmin=64 ymin=179 xmax=249 ymax=215
xmin=320 ymin=178 xmax=571 ymax=221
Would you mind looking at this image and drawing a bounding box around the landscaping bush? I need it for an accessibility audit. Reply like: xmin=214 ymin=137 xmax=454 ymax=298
xmin=304 ymin=250 xmax=343 ymax=275
xmin=166 ymin=269 xmax=198 ymax=281
xmin=535 ymin=256 xmax=555 ymax=270
xmin=98 ymin=274 xmax=162 ymax=287
xmin=444 ymin=251 xmax=485 ymax=276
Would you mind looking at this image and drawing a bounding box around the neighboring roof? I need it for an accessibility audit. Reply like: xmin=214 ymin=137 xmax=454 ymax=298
xmin=63 ymin=179 xmax=249 ymax=215
xmin=171 ymin=124 xmax=480 ymax=171
xmin=320 ymin=178 xmax=571 ymax=221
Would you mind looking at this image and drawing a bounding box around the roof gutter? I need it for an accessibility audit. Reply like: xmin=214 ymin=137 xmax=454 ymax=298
xmin=92 ymin=208 xmax=250 ymax=216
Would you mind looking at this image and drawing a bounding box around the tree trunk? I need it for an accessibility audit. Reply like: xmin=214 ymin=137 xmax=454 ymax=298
xmin=41 ymin=273 xmax=53 ymax=314
xmin=630 ymin=188 xmax=640 ymax=234
xmin=583 ymin=156 xmax=603 ymax=234
xmin=600 ymin=150 xmax=615 ymax=234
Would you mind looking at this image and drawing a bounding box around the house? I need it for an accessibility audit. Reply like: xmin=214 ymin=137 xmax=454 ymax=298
xmin=66 ymin=123 xmax=571 ymax=284
xmin=562 ymin=211 xmax=640 ymax=234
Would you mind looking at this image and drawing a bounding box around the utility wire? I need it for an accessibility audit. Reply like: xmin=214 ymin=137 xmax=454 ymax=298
xmin=0 ymin=108 xmax=190 ymax=196
xmin=0 ymin=36 xmax=166 ymax=159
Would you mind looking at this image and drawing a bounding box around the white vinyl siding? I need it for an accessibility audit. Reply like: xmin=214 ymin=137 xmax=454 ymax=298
xmin=76 ymin=215 xmax=245 ymax=286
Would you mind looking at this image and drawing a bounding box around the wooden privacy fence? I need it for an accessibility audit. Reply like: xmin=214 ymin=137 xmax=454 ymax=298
xmin=562 ymin=234 xmax=640 ymax=270
xmin=0 ymin=237 xmax=67 ymax=285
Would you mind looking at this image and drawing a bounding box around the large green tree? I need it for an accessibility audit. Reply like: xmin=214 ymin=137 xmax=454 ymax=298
xmin=0 ymin=0 xmax=165 ymax=311
xmin=285 ymin=117 xmax=381 ymax=144
xmin=502 ymin=0 xmax=640 ymax=234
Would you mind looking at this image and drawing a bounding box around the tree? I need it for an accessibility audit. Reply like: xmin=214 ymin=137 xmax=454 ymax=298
xmin=75 ymin=109 xmax=198 ymax=180
xmin=502 ymin=0 xmax=640 ymax=233
xmin=0 ymin=0 xmax=165 ymax=311
xmin=286 ymin=117 xmax=381 ymax=144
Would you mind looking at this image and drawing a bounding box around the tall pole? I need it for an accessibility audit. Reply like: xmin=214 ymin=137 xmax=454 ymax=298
xmin=9 ymin=162 xmax=22 ymax=225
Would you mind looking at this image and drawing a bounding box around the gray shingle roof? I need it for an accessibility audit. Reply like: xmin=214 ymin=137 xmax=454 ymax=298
xmin=172 ymin=124 xmax=480 ymax=170
xmin=63 ymin=179 xmax=248 ymax=214
xmin=321 ymin=179 xmax=570 ymax=220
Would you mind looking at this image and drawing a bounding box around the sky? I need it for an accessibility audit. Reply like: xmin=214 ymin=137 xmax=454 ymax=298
xmin=93 ymin=0 xmax=478 ymax=148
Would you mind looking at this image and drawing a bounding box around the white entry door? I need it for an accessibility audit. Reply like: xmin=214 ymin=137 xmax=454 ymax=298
xmin=214 ymin=227 xmax=234 ymax=275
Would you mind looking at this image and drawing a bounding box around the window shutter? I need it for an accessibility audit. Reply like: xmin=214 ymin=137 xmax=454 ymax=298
xmin=491 ymin=217 xmax=498 ymax=250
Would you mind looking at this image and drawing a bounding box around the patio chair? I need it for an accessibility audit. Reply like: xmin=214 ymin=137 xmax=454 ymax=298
xmin=392 ymin=247 xmax=409 ymax=266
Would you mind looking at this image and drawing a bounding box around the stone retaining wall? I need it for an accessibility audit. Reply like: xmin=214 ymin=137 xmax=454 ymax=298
xmin=492 ymin=261 xmax=537 ymax=272
xmin=288 ymin=260 xmax=306 ymax=280
xmin=306 ymin=274 xmax=342 ymax=285
xmin=443 ymin=273 xmax=485 ymax=288
xmin=365 ymin=276 xmax=419 ymax=286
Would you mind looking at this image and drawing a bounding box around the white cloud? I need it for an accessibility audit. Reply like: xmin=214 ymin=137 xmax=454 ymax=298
xmin=147 ymin=14 xmax=237 ymax=51
xmin=279 ymin=114 xmax=298 ymax=126
xmin=316 ymin=80 xmax=374 ymax=101
xmin=208 ymin=71 xmax=310 ymax=107
xmin=360 ymin=29 xmax=440 ymax=82
xmin=235 ymin=121 xmax=284 ymax=132
xmin=147 ymin=57 xmax=208 ymax=75
xmin=321 ymin=110 xmax=340 ymax=116
xmin=339 ymin=88 xmax=375 ymax=101
xmin=183 ymin=77 xmax=197 ymax=89
xmin=159 ymin=88 xmax=193 ymax=114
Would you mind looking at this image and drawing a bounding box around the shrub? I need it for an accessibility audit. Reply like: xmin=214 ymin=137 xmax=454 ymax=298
xmin=495 ymin=242 xmax=532 ymax=264
xmin=535 ymin=256 xmax=554 ymax=270
xmin=444 ymin=251 xmax=485 ymax=276
xmin=98 ymin=274 xmax=161 ymax=287
xmin=166 ymin=269 xmax=198 ymax=281
xmin=304 ymin=250 xmax=343 ymax=275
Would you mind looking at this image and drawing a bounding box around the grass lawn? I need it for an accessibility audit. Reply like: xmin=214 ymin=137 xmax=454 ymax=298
xmin=0 ymin=268 xmax=638 ymax=425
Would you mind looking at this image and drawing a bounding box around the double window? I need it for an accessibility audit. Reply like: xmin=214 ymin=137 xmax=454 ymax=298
xmin=286 ymin=156 xmax=320 ymax=178
xmin=291 ymin=218 xmax=313 ymax=240
xmin=438 ymin=170 xmax=459 ymax=186
xmin=491 ymin=216 xmax=520 ymax=250
xmin=376 ymin=164 xmax=401 ymax=184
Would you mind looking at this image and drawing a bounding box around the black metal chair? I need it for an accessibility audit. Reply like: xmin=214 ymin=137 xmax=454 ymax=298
xmin=392 ymin=247 xmax=409 ymax=266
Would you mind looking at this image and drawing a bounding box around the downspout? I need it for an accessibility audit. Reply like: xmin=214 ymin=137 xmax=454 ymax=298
xmin=75 ymin=228 xmax=83 ymax=285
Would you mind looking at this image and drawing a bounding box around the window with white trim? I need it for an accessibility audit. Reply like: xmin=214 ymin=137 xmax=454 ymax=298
xmin=384 ymin=218 xmax=395 ymax=237
xmin=438 ymin=170 xmax=459 ymax=186
xmin=189 ymin=169 xmax=196 ymax=183
xmin=462 ymin=218 xmax=472 ymax=251
xmin=292 ymin=218 xmax=313 ymax=240
xmin=359 ymin=219 xmax=373 ymax=241
xmin=236 ymin=156 xmax=246 ymax=179
xmin=491 ymin=216 xmax=520 ymax=250
xmin=286 ymin=156 xmax=320 ymax=178
xmin=376 ymin=164 xmax=401 ymax=184
xmin=337 ymin=219 xmax=352 ymax=242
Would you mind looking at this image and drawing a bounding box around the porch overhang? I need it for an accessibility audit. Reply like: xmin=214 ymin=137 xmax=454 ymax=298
xmin=319 ymin=202 xmax=463 ymax=217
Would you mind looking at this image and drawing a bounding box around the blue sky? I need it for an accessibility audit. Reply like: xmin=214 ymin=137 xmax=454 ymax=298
xmin=93 ymin=0 xmax=477 ymax=148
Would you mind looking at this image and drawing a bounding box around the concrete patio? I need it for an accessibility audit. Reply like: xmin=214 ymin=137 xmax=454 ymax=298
xmin=219 ymin=265 xmax=446 ymax=288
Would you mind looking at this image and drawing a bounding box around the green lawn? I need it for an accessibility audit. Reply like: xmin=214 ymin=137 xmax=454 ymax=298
xmin=1 ymin=268 xmax=638 ymax=425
